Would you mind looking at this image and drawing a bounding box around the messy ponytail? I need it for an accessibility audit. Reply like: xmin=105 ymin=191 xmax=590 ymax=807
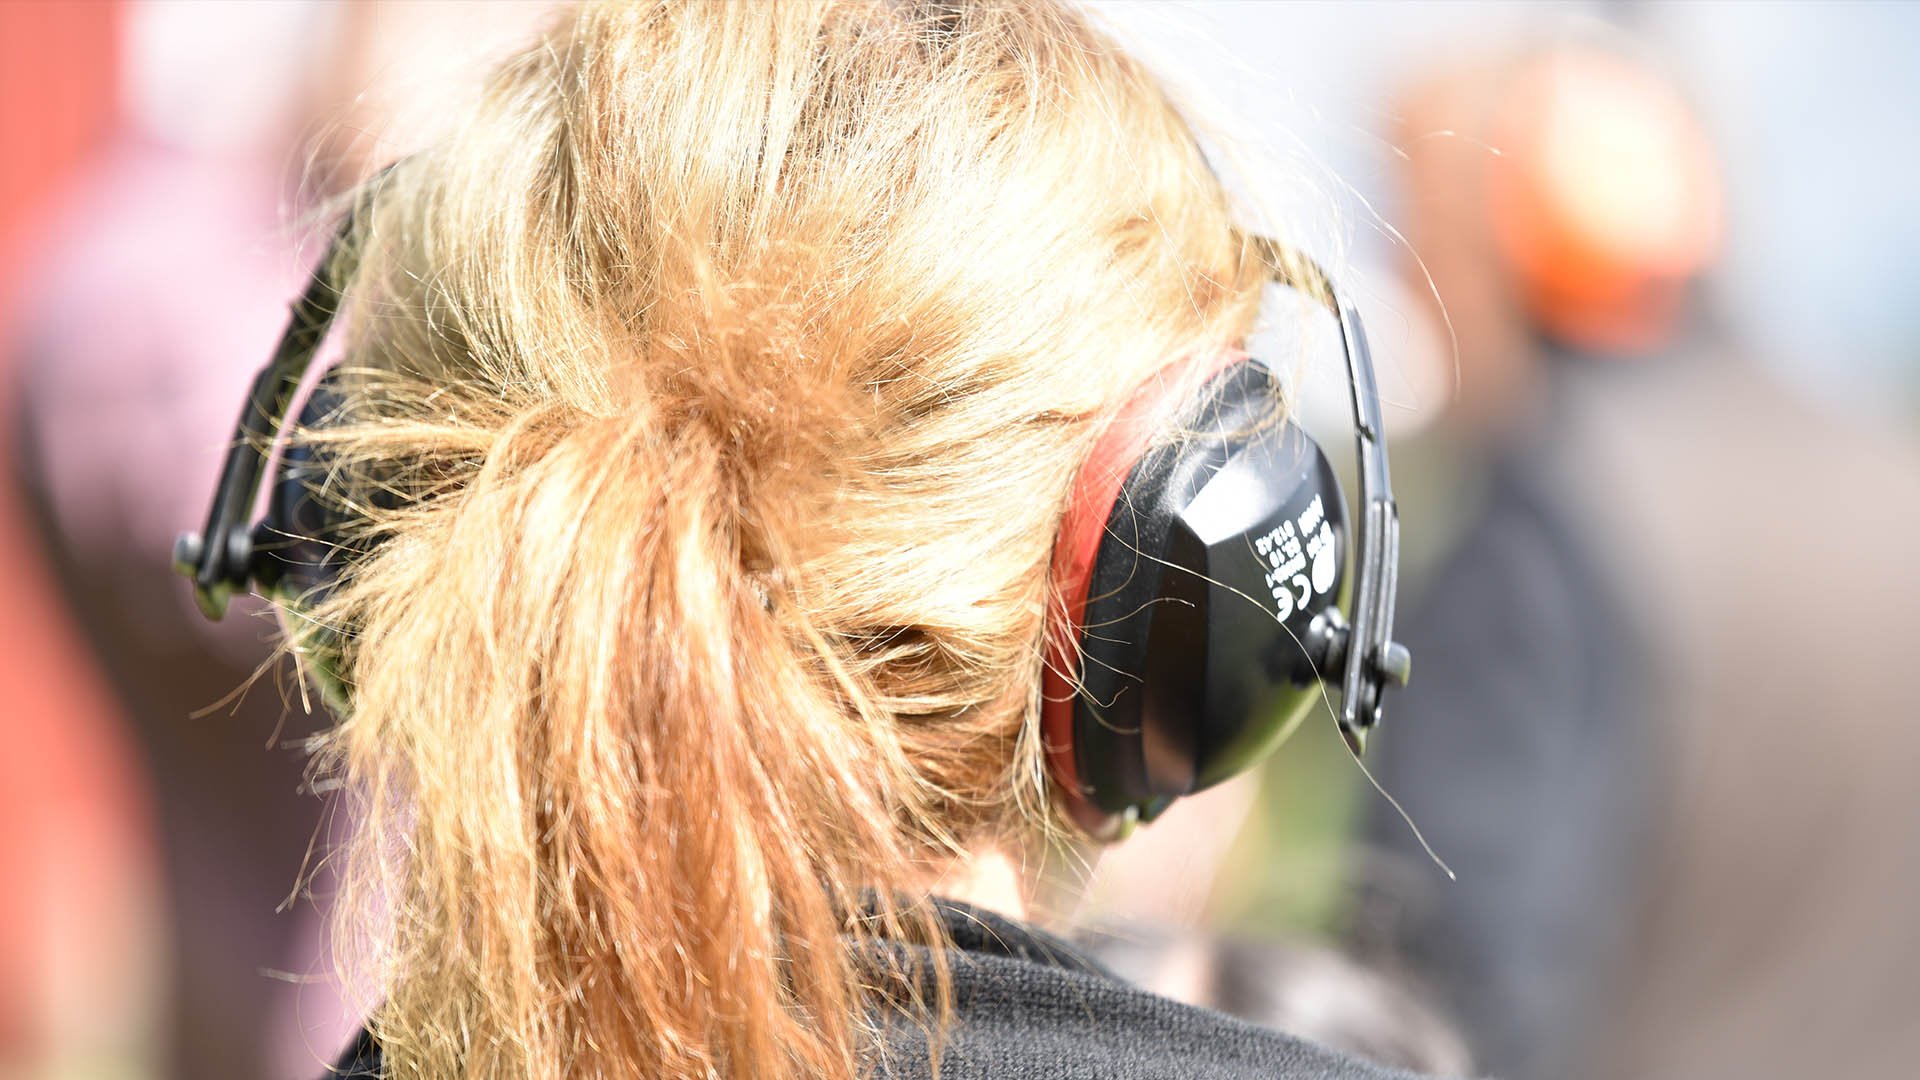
xmin=307 ymin=3 xmax=1270 ymax=1078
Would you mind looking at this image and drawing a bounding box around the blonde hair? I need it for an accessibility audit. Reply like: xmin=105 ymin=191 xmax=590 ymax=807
xmin=306 ymin=2 xmax=1270 ymax=1077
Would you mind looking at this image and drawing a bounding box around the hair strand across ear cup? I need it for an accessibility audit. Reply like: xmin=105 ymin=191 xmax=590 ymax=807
xmin=1043 ymin=251 xmax=1410 ymax=830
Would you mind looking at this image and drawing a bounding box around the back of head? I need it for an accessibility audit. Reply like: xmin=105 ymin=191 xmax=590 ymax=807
xmin=310 ymin=3 xmax=1268 ymax=1077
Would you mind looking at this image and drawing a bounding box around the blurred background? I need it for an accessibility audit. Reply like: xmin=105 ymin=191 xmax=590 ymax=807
xmin=2 ymin=2 xmax=1916 ymax=1078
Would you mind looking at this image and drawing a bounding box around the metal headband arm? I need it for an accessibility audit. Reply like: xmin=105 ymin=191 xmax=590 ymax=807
xmin=1260 ymin=242 xmax=1411 ymax=752
xmin=1332 ymin=292 xmax=1409 ymax=745
xmin=172 ymin=215 xmax=355 ymax=619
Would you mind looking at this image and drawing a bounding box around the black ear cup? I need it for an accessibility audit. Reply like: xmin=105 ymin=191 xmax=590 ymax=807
xmin=1069 ymin=359 xmax=1349 ymax=819
xmin=257 ymin=376 xmax=356 ymax=603
xmin=1047 ymin=255 xmax=1413 ymax=830
xmin=254 ymin=375 xmax=364 ymax=711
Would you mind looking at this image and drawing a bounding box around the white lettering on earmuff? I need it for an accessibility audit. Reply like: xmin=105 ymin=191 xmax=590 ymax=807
xmin=1253 ymin=495 xmax=1337 ymax=623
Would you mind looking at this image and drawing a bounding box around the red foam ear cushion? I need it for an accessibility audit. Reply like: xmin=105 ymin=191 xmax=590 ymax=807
xmin=1043 ymin=348 xmax=1244 ymax=831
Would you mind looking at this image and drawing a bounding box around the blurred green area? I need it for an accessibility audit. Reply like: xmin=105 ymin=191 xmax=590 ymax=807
xmin=1205 ymin=430 xmax=1474 ymax=942
xmin=1213 ymin=706 xmax=1365 ymax=939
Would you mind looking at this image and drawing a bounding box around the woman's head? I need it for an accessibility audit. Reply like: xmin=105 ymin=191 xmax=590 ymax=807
xmin=308 ymin=2 xmax=1270 ymax=1076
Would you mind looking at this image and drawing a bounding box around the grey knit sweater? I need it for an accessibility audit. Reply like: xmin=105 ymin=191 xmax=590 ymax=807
xmin=330 ymin=900 xmax=1428 ymax=1080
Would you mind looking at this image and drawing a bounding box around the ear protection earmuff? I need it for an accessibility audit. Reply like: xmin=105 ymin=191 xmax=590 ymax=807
xmin=1042 ymin=257 xmax=1409 ymax=835
xmin=171 ymin=208 xmax=365 ymax=708
xmin=174 ymin=190 xmax=1409 ymax=833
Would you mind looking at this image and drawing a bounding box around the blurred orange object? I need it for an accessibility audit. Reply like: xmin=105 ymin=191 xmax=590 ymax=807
xmin=1487 ymin=48 xmax=1724 ymax=356
xmin=0 ymin=1 xmax=119 ymax=292
xmin=0 ymin=0 xmax=164 ymax=1071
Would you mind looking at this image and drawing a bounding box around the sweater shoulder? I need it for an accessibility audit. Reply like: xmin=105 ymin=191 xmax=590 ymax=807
xmin=872 ymin=944 xmax=1426 ymax=1080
